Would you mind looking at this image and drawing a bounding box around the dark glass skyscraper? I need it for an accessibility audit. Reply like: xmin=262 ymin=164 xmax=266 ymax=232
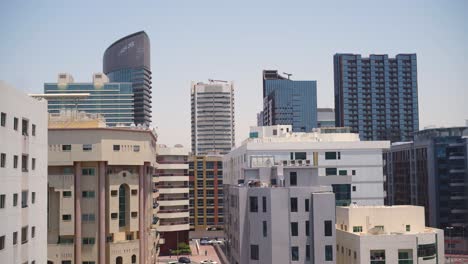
xmin=103 ymin=31 xmax=152 ymax=125
xmin=258 ymin=70 xmax=317 ymax=132
xmin=334 ymin=53 xmax=419 ymax=142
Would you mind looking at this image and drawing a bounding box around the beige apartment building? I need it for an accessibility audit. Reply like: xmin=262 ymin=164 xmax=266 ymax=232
xmin=47 ymin=112 xmax=159 ymax=264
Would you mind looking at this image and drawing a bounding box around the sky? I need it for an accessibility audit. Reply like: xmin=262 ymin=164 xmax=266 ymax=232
xmin=1 ymin=0 xmax=467 ymax=147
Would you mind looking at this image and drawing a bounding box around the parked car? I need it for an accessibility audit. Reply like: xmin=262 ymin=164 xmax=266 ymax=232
xmin=167 ymin=261 xmax=178 ymax=264
xmin=208 ymin=239 xmax=218 ymax=244
xmin=200 ymin=239 xmax=210 ymax=245
xmin=200 ymin=260 xmax=218 ymax=264
xmin=178 ymin=256 xmax=191 ymax=263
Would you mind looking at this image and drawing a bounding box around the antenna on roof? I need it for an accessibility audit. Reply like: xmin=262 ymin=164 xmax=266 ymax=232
xmin=283 ymin=72 xmax=292 ymax=80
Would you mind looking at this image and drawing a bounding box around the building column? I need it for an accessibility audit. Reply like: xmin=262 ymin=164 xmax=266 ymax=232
xmin=74 ymin=162 xmax=82 ymax=264
xmin=99 ymin=161 xmax=106 ymax=264
xmin=139 ymin=165 xmax=146 ymax=264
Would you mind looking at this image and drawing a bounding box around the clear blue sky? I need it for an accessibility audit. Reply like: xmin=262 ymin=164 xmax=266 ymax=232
xmin=1 ymin=0 xmax=467 ymax=147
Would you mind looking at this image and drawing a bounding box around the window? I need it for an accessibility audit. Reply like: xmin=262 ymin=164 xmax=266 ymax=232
xmin=406 ymin=225 xmax=411 ymax=232
xmin=0 ymin=112 xmax=5 ymax=127
xmin=119 ymin=185 xmax=127 ymax=227
xmin=262 ymin=196 xmax=267 ymax=212
xmin=290 ymin=171 xmax=297 ymax=186
xmin=249 ymin=196 xmax=258 ymax=212
xmin=82 ymin=191 xmax=95 ymax=198
xmin=325 ymin=152 xmax=337 ymax=160
xmin=21 ymin=190 xmax=28 ymax=208
xmin=13 ymin=193 xmax=18 ymax=206
xmin=325 ymin=245 xmax=333 ymax=261
xmin=291 ymin=222 xmax=298 ymax=236
xmin=324 ymin=220 xmax=332 ymax=236
xmin=273 ymin=129 xmax=277 ymax=135
xmin=22 ymin=155 xmax=28 ymax=172
xmin=82 ymin=168 xmax=95 ymax=176
xmin=353 ymin=226 xmax=363 ymax=232
xmin=13 ymin=155 xmax=18 ymax=168
xmin=0 ymin=153 xmax=5 ymax=168
xmin=352 ymin=186 xmax=356 ymax=192
xmin=0 ymin=194 xmax=5 ymax=208
xmin=13 ymin=231 xmax=17 ymax=245
xmin=62 ymin=261 xmax=72 ymax=264
xmin=113 ymin=145 xmax=120 ymax=151
xmin=32 ymin=124 xmax=36 ymax=136
xmin=306 ymin=245 xmax=311 ymax=260
xmin=32 ymin=192 xmax=35 ymax=204
xmin=58 ymin=236 xmax=74 ymax=244
xmin=398 ymin=249 xmax=413 ymax=263
xmin=63 ymin=191 xmax=72 ymax=198
xmin=417 ymin=243 xmax=436 ymax=259
xmin=82 ymin=144 xmax=92 ymax=151
xmin=21 ymin=226 xmax=28 ymax=244
xmin=306 ymin=221 xmax=310 ymax=236
xmin=62 ymin=215 xmax=72 ymax=221
xmin=263 ymin=221 xmax=267 ymax=237
xmin=63 ymin=167 xmax=73 ymax=174
xmin=131 ymin=254 xmax=137 ymax=264
xmin=116 ymin=256 xmax=123 ymax=264
xmin=0 ymin=236 xmax=4 ymax=250
xmin=82 ymin=214 xmax=96 ymax=222
xmin=250 ymin=244 xmax=259 ymax=260
xmin=82 ymin=237 xmax=95 ymax=245
xmin=375 ymin=225 xmax=384 ymax=231
xmin=305 ymin=198 xmax=309 ymax=212
xmin=22 ymin=119 xmax=29 ymax=136
xmin=133 ymin=145 xmax=140 ymax=152
xmin=111 ymin=213 xmax=118 ymax=219
xmin=352 ymin=170 xmax=356 ymax=175
xmin=339 ymin=170 xmax=347 ymax=175
xmin=14 ymin=117 xmax=18 ymax=130
xmin=131 ymin=212 xmax=138 ymax=218
xmin=290 ymin=197 xmax=298 ymax=212
xmin=370 ymin=250 xmax=386 ymax=263
xmin=338 ymin=152 xmax=341 ymax=159
xmin=325 ymin=168 xmax=337 ymax=176
xmin=295 ymin=152 xmax=307 ymax=160
xmin=82 ymin=262 xmax=95 ymax=264
xmin=111 ymin=190 xmax=118 ymax=196
xmin=291 ymin=246 xmax=299 ymax=261
xmin=62 ymin=145 xmax=71 ymax=151
xmin=31 ymin=226 xmax=35 ymax=238
xmin=32 ymin=158 xmax=36 ymax=170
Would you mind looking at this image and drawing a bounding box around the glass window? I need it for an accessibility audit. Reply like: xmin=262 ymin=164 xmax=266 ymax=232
xmin=13 ymin=155 xmax=18 ymax=168
xmin=21 ymin=226 xmax=28 ymax=244
xmin=353 ymin=226 xmax=362 ymax=232
xmin=370 ymin=250 xmax=386 ymax=263
xmin=291 ymin=246 xmax=299 ymax=261
xmin=32 ymin=192 xmax=35 ymax=204
xmin=22 ymin=154 xmax=28 ymax=172
xmin=290 ymin=197 xmax=298 ymax=212
xmin=13 ymin=231 xmax=17 ymax=245
xmin=263 ymin=221 xmax=267 ymax=237
xmin=82 ymin=191 xmax=95 ymax=198
xmin=62 ymin=215 xmax=72 ymax=221
xmin=291 ymin=222 xmax=298 ymax=236
xmin=82 ymin=168 xmax=95 ymax=176
xmin=262 ymin=196 xmax=267 ymax=212
xmin=406 ymin=225 xmax=411 ymax=232
xmin=133 ymin=145 xmax=140 ymax=152
xmin=62 ymin=145 xmax=71 ymax=151
xmin=325 ymin=245 xmax=333 ymax=261
xmin=417 ymin=243 xmax=436 ymax=259
xmin=14 ymin=117 xmax=18 ymax=130
xmin=113 ymin=145 xmax=120 ymax=151
xmin=306 ymin=221 xmax=310 ymax=236
xmin=306 ymin=245 xmax=310 ymax=261
xmin=324 ymin=220 xmax=332 ymax=236
xmin=21 ymin=119 xmax=29 ymax=136
xmin=305 ymin=198 xmax=309 ymax=212
xmin=0 ymin=153 xmax=5 ymax=168
xmin=0 ymin=194 xmax=5 ymax=208
xmin=83 ymin=144 xmax=92 ymax=151
xmin=21 ymin=190 xmax=28 ymax=208
xmin=250 ymin=244 xmax=259 ymax=260
xmin=32 ymin=124 xmax=36 ymax=136
xmin=0 ymin=112 xmax=5 ymax=127
xmin=63 ymin=191 xmax=72 ymax=198
xmin=119 ymin=185 xmax=127 ymax=227
xmin=249 ymin=196 xmax=258 ymax=212
xmin=295 ymin=152 xmax=307 ymax=160
xmin=290 ymin=171 xmax=297 ymax=186
xmin=339 ymin=170 xmax=347 ymax=175
xmin=325 ymin=152 xmax=337 ymax=160
xmin=326 ymin=168 xmax=337 ymax=176
xmin=13 ymin=193 xmax=18 ymax=206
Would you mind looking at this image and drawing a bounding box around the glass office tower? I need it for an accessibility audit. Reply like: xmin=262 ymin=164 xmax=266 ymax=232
xmin=103 ymin=31 xmax=152 ymax=125
xmin=258 ymin=70 xmax=317 ymax=132
xmin=334 ymin=53 xmax=419 ymax=142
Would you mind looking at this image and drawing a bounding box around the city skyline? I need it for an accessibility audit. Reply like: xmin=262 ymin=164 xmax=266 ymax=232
xmin=1 ymin=0 xmax=467 ymax=147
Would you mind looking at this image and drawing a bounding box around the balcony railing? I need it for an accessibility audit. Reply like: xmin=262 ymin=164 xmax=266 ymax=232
xmin=156 ymin=173 xmax=189 ymax=176
xmin=159 ymin=208 xmax=189 ymax=213
xmin=160 ymin=220 xmax=189 ymax=226
xmin=157 ymin=185 xmax=189 ymax=189
xmin=158 ymin=197 xmax=189 ymax=201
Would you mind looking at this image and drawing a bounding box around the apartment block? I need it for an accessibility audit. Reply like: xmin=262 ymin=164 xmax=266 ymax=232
xmin=155 ymin=145 xmax=190 ymax=255
xmin=0 ymin=82 xmax=48 ymax=264
xmin=334 ymin=53 xmax=418 ymax=142
xmin=225 ymin=125 xmax=390 ymax=206
xmin=47 ymin=113 xmax=159 ymax=264
xmin=189 ymin=154 xmax=224 ymax=231
xmin=191 ymin=80 xmax=235 ymax=155
xmin=384 ymin=127 xmax=468 ymax=254
xmin=336 ymin=205 xmax=444 ymax=264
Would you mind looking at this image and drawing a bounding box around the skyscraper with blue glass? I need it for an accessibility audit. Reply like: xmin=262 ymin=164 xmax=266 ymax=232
xmin=258 ymin=70 xmax=317 ymax=132
xmin=334 ymin=53 xmax=419 ymax=142
xmin=103 ymin=31 xmax=152 ymax=125
xmin=44 ymin=73 xmax=134 ymax=126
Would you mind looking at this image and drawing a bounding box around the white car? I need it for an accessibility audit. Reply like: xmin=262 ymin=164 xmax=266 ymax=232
xmin=200 ymin=260 xmax=218 ymax=264
xmin=208 ymin=239 xmax=218 ymax=244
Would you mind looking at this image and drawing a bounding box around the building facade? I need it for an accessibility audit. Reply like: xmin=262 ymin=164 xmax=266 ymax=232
xmin=224 ymin=165 xmax=337 ymax=264
xmin=155 ymin=145 xmax=190 ymax=255
xmin=47 ymin=117 xmax=159 ymax=264
xmin=318 ymin=108 xmax=335 ymax=128
xmin=336 ymin=205 xmax=444 ymax=264
xmin=191 ymin=80 xmax=235 ymax=155
xmin=258 ymin=70 xmax=318 ymax=132
xmin=384 ymin=127 xmax=468 ymax=254
xmin=103 ymin=31 xmax=152 ymax=125
xmin=225 ymin=125 xmax=390 ymax=206
xmin=44 ymin=73 xmax=134 ymax=126
xmin=334 ymin=53 xmax=419 ymax=142
xmin=189 ymin=154 xmax=224 ymax=231
xmin=0 ymin=82 xmax=48 ymax=264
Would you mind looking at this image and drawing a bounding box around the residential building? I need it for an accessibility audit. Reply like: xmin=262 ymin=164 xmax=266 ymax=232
xmin=384 ymin=127 xmax=468 ymax=254
xmin=336 ymin=205 xmax=444 ymax=264
xmin=0 ymin=82 xmax=48 ymax=264
xmin=258 ymin=70 xmax=317 ymax=132
xmin=334 ymin=53 xmax=419 ymax=142
xmin=43 ymin=73 xmax=134 ymax=126
xmin=155 ymin=144 xmax=190 ymax=255
xmin=189 ymin=154 xmax=224 ymax=231
xmin=225 ymin=125 xmax=390 ymax=206
xmin=191 ymin=80 xmax=235 ymax=155
xmin=103 ymin=31 xmax=152 ymax=125
xmin=224 ymin=165 xmax=337 ymax=264
xmin=318 ymin=108 xmax=335 ymax=128
xmin=47 ymin=112 xmax=159 ymax=264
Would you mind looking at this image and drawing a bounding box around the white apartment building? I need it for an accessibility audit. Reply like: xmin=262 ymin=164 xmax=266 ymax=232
xmin=191 ymin=80 xmax=235 ymax=155
xmin=0 ymin=82 xmax=48 ymax=263
xmin=155 ymin=144 xmax=190 ymax=255
xmin=224 ymin=125 xmax=390 ymax=206
xmin=336 ymin=205 xmax=445 ymax=264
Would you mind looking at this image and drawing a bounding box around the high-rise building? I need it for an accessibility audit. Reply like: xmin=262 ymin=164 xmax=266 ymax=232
xmin=318 ymin=108 xmax=335 ymax=128
xmin=103 ymin=31 xmax=152 ymax=125
xmin=336 ymin=205 xmax=444 ymax=264
xmin=0 ymin=82 xmax=48 ymax=264
xmin=155 ymin=144 xmax=190 ymax=255
xmin=384 ymin=127 xmax=468 ymax=254
xmin=334 ymin=54 xmax=419 ymax=142
xmin=191 ymin=80 xmax=235 ymax=155
xmin=188 ymin=154 xmax=224 ymax=231
xmin=258 ymin=70 xmax=317 ymax=132
xmin=43 ymin=73 xmax=134 ymax=126
xmin=225 ymin=125 xmax=390 ymax=206
xmin=46 ymin=112 xmax=159 ymax=264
